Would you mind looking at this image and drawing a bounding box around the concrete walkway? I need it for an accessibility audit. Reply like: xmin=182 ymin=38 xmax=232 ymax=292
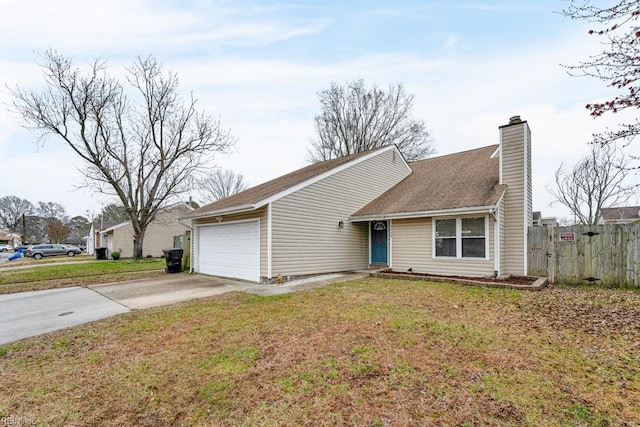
xmin=0 ymin=272 xmax=368 ymax=345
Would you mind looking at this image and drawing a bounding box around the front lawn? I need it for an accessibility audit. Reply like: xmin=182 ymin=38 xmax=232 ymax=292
xmin=1 ymin=277 xmax=639 ymax=425
xmin=0 ymin=258 xmax=166 ymax=294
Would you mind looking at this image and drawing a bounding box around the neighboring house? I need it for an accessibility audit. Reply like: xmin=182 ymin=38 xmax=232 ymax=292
xmin=0 ymin=232 xmax=20 ymax=248
xmin=532 ymin=211 xmax=557 ymax=227
xmin=599 ymin=206 xmax=640 ymax=225
xmin=183 ymin=116 xmax=533 ymax=283
xmin=86 ymin=222 xmax=117 ymax=255
xmin=100 ymin=202 xmax=194 ymax=258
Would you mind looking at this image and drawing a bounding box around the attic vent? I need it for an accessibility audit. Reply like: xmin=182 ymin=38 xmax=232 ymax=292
xmin=392 ymin=150 xmax=397 ymax=163
xmin=509 ymin=115 xmax=522 ymax=124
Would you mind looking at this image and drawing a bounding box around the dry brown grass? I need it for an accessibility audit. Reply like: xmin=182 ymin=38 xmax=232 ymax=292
xmin=0 ymin=258 xmax=165 ymax=294
xmin=1 ymin=277 xmax=639 ymax=426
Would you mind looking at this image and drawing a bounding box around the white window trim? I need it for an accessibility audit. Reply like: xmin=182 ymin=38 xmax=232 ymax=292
xmin=389 ymin=219 xmax=393 ymax=269
xmin=432 ymin=215 xmax=489 ymax=260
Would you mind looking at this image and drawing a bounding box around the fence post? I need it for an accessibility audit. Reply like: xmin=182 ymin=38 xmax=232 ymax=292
xmin=548 ymin=227 xmax=555 ymax=284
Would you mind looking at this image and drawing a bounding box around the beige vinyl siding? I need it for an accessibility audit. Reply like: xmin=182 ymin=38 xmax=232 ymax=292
xmin=110 ymin=224 xmax=133 ymax=257
xmin=140 ymin=208 xmax=191 ymax=257
xmin=271 ymin=149 xmax=410 ymax=276
xmin=392 ymin=216 xmax=495 ymax=277
xmin=501 ymin=122 xmax=530 ymax=276
xmin=193 ymin=207 xmax=268 ymax=278
xmin=109 ymin=206 xmax=192 ymax=258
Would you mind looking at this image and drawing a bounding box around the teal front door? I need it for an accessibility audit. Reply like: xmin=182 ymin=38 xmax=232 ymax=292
xmin=371 ymin=221 xmax=388 ymax=265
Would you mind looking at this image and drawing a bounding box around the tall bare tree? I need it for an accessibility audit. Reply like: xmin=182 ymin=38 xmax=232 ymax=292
xmin=37 ymin=201 xmax=68 ymax=243
xmin=45 ymin=219 xmax=69 ymax=244
xmin=66 ymin=215 xmax=91 ymax=245
xmin=561 ymin=1 xmax=640 ymax=147
xmin=198 ymin=169 xmax=247 ymax=203
xmin=23 ymin=215 xmax=46 ymax=244
xmin=99 ymin=204 xmax=130 ymax=225
xmin=308 ymin=79 xmax=435 ymax=162
xmin=10 ymin=50 xmax=235 ymax=258
xmin=0 ymin=196 xmax=34 ymax=232
xmin=548 ymin=144 xmax=633 ymax=225
xmin=38 ymin=201 xmax=67 ymax=222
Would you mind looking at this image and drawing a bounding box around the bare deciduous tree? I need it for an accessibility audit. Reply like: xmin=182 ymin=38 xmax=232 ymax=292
xmin=38 ymin=201 xmax=67 ymax=222
xmin=99 ymin=204 xmax=130 ymax=225
xmin=23 ymin=215 xmax=45 ymax=244
xmin=0 ymin=196 xmax=34 ymax=232
xmin=45 ymin=219 xmax=69 ymax=244
xmin=547 ymin=144 xmax=633 ymax=225
xmin=37 ymin=201 xmax=68 ymax=243
xmin=561 ymin=1 xmax=640 ymax=147
xmin=198 ymin=169 xmax=247 ymax=203
xmin=9 ymin=50 xmax=235 ymax=258
xmin=308 ymin=79 xmax=435 ymax=162
xmin=66 ymin=215 xmax=90 ymax=245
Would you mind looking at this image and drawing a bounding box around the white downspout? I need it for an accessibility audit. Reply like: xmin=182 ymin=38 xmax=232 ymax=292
xmin=267 ymin=202 xmax=273 ymax=280
xmin=493 ymin=209 xmax=500 ymax=276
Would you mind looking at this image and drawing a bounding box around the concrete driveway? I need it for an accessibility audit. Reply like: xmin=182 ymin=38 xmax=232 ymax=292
xmin=0 ymin=287 xmax=129 ymax=345
xmin=90 ymin=272 xmax=367 ymax=308
xmin=89 ymin=274 xmax=250 ymax=309
xmin=0 ymin=272 xmax=368 ymax=345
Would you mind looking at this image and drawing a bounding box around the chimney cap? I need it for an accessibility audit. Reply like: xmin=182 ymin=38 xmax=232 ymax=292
xmin=509 ymin=115 xmax=522 ymax=124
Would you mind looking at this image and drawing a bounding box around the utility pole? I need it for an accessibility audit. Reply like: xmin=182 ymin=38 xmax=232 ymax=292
xmin=21 ymin=213 xmax=26 ymax=244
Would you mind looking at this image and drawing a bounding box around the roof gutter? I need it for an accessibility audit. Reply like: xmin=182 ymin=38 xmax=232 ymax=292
xmin=179 ymin=204 xmax=258 ymax=221
xmin=350 ymin=205 xmax=498 ymax=222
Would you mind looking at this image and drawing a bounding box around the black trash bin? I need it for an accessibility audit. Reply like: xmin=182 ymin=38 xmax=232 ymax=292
xmin=95 ymin=247 xmax=107 ymax=260
xmin=163 ymin=248 xmax=183 ymax=273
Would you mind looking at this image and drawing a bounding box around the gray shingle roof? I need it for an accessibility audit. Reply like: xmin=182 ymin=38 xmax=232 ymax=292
xmin=185 ymin=146 xmax=389 ymax=218
xmin=352 ymin=145 xmax=505 ymax=218
xmin=601 ymin=206 xmax=640 ymax=221
xmin=186 ymin=144 xmax=505 ymax=220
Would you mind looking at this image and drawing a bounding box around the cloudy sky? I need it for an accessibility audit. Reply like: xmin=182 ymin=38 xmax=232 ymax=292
xmin=1 ymin=0 xmax=637 ymax=220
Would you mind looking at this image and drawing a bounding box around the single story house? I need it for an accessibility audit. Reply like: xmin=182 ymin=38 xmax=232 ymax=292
xmin=598 ymin=206 xmax=640 ymax=224
xmin=86 ymin=222 xmax=116 ymax=255
xmin=182 ymin=116 xmax=533 ymax=283
xmin=0 ymin=232 xmax=20 ymax=248
xmin=100 ymin=202 xmax=194 ymax=258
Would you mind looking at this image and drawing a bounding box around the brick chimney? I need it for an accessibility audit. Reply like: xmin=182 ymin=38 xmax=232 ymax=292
xmin=499 ymin=115 xmax=532 ymax=276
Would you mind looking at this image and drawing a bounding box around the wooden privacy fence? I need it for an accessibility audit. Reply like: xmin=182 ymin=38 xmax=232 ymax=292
xmin=528 ymin=224 xmax=640 ymax=288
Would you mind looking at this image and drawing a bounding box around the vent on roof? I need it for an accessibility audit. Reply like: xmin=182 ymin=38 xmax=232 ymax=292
xmin=509 ymin=115 xmax=522 ymax=124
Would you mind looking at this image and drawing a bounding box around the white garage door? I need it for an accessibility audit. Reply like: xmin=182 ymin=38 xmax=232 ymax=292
xmin=198 ymin=221 xmax=260 ymax=282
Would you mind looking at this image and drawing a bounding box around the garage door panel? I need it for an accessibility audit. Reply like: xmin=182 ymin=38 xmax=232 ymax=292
xmin=198 ymin=221 xmax=260 ymax=282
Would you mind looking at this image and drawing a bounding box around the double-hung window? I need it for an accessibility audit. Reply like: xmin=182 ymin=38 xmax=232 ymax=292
xmin=434 ymin=217 xmax=487 ymax=258
xmin=435 ymin=219 xmax=456 ymax=257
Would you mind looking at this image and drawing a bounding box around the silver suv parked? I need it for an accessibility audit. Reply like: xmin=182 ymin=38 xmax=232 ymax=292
xmin=26 ymin=244 xmax=82 ymax=259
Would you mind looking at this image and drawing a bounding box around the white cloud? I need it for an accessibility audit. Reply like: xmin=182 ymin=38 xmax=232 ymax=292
xmin=0 ymin=1 xmax=637 ymax=221
xmin=0 ymin=0 xmax=328 ymax=55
